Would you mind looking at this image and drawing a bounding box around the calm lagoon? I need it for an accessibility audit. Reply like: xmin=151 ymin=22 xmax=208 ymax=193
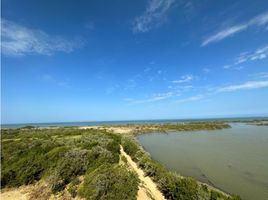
xmin=137 ymin=124 xmax=268 ymax=200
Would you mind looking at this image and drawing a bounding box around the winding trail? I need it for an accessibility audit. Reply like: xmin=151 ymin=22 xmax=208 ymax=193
xmin=120 ymin=145 xmax=166 ymax=200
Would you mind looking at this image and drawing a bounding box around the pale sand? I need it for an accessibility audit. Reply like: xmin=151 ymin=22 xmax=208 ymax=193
xmin=1 ymin=185 xmax=31 ymax=200
xmin=79 ymin=126 xmax=133 ymax=134
xmin=1 ymin=190 xmax=28 ymax=200
xmin=1 ymin=184 xmax=84 ymax=200
xmin=120 ymin=145 xmax=166 ymax=200
xmin=1 ymin=178 xmax=84 ymax=200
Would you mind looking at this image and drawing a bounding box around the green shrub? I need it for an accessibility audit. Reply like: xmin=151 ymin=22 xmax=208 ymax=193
xmin=1 ymin=169 xmax=17 ymax=187
xmin=78 ymin=164 xmax=139 ymax=200
xmin=67 ymin=178 xmax=81 ymax=198
xmin=210 ymin=190 xmax=222 ymax=200
xmin=52 ymin=149 xmax=89 ymax=193
xmin=122 ymin=137 xmax=140 ymax=158
xmin=202 ymin=184 xmax=208 ymax=192
xmin=15 ymin=154 xmax=45 ymax=185
xmin=121 ymin=155 xmax=127 ymax=163
xmin=1 ymin=127 xmax=240 ymax=200
xmin=1 ymin=140 xmax=55 ymax=187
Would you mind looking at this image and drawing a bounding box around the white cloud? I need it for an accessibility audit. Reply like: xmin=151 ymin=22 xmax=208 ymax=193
xmin=203 ymin=68 xmax=211 ymax=73
xmin=133 ymin=0 xmax=176 ymax=33
xmin=249 ymin=12 xmax=268 ymax=26
xmin=40 ymin=74 xmax=70 ymax=88
xmin=171 ymin=74 xmax=194 ymax=83
xmin=217 ymin=80 xmax=268 ymax=92
xmin=106 ymin=84 xmax=120 ymax=94
xmin=236 ymin=45 xmax=268 ymax=63
xmin=249 ymin=72 xmax=268 ymax=79
xmin=223 ymin=65 xmax=231 ymax=69
xmin=125 ymin=92 xmax=174 ymax=104
xmin=202 ymin=24 xmax=247 ymax=47
xmin=202 ymin=11 xmax=268 ymax=46
xmin=223 ymin=44 xmax=268 ymax=69
xmin=1 ymin=19 xmax=84 ymax=56
xmin=144 ymin=67 xmax=152 ymax=72
xmin=176 ymin=95 xmax=204 ymax=103
xmin=124 ymin=79 xmax=137 ymax=90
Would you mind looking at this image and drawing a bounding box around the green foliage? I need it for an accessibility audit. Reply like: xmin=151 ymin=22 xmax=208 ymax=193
xmin=157 ymin=171 xmax=199 ymax=200
xmin=111 ymin=122 xmax=231 ymax=135
xmin=67 ymin=178 xmax=81 ymax=198
xmin=51 ymin=149 xmax=89 ymax=193
xmin=210 ymin=191 xmax=219 ymax=200
xmin=121 ymin=155 xmax=127 ymax=163
xmin=1 ymin=139 xmax=58 ymax=187
xmin=1 ymin=126 xmax=241 ymax=200
xmin=43 ymin=146 xmax=69 ymax=171
xmin=1 ymin=128 xmax=140 ymax=200
xmin=78 ymin=164 xmax=139 ymax=200
xmin=121 ymin=137 xmax=140 ymax=159
xmin=202 ymin=184 xmax=209 ymax=192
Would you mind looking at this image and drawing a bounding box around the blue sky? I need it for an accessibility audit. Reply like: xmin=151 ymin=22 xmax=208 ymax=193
xmin=1 ymin=0 xmax=268 ymax=124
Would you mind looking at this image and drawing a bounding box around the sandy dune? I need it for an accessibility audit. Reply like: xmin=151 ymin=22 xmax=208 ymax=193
xmin=79 ymin=126 xmax=133 ymax=134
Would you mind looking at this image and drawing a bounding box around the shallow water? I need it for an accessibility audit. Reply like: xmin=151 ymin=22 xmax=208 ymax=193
xmin=137 ymin=124 xmax=268 ymax=200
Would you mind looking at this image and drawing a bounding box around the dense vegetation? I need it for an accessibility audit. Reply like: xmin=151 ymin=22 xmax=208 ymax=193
xmin=1 ymin=128 xmax=139 ymax=199
xmin=1 ymin=124 xmax=241 ymax=200
xmin=121 ymin=137 xmax=241 ymax=200
xmin=107 ymin=122 xmax=231 ymax=135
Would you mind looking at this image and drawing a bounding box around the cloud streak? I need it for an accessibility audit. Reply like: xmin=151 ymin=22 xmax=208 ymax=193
xmin=125 ymin=92 xmax=174 ymax=104
xmin=171 ymin=74 xmax=194 ymax=83
xmin=250 ymin=72 xmax=268 ymax=79
xmin=40 ymin=74 xmax=70 ymax=88
xmin=133 ymin=0 xmax=176 ymax=33
xmin=1 ymin=19 xmax=84 ymax=56
xmin=202 ymin=11 xmax=268 ymax=46
xmin=223 ymin=44 xmax=268 ymax=69
xmin=176 ymin=95 xmax=204 ymax=103
xmin=217 ymin=80 xmax=268 ymax=92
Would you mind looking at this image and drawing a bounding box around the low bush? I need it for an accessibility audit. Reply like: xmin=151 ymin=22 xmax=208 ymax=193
xmin=67 ymin=178 xmax=81 ymax=198
xmin=1 ymin=139 xmax=58 ymax=187
xmin=51 ymin=149 xmax=89 ymax=193
xmin=1 ymin=128 xmax=127 ymax=199
xmin=78 ymin=163 xmax=139 ymax=200
xmin=1 ymin=127 xmax=241 ymax=200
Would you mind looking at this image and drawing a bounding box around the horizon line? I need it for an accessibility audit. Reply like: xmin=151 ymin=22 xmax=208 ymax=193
xmin=2 ymin=115 xmax=268 ymax=126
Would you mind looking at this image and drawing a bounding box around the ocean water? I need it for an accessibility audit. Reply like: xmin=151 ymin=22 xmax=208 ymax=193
xmin=2 ymin=119 xmax=193 ymax=128
xmin=137 ymin=123 xmax=268 ymax=200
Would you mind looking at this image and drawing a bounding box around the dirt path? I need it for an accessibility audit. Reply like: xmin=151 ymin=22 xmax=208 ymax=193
xmin=120 ymin=145 xmax=166 ymax=200
xmin=1 ymin=185 xmax=31 ymax=200
xmin=1 ymin=190 xmax=28 ymax=200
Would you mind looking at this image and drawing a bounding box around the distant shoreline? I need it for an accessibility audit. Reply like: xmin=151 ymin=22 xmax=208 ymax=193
xmin=2 ymin=116 xmax=268 ymax=129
